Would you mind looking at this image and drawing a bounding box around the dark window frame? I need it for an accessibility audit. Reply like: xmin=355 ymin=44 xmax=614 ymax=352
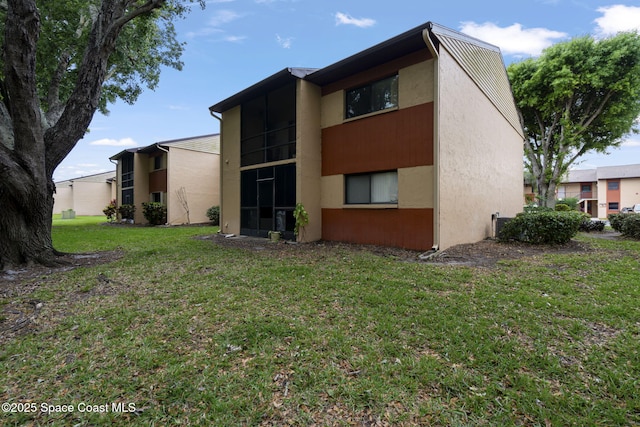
xmin=345 ymin=74 xmax=399 ymax=119
xmin=240 ymin=83 xmax=296 ymax=167
xmin=345 ymin=170 xmax=398 ymax=205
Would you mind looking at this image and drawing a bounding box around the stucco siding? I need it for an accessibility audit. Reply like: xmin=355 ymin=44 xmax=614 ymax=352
xmin=296 ymin=80 xmax=322 ymax=241
xmin=437 ymin=48 xmax=523 ymax=249
xmin=621 ymin=178 xmax=640 ymax=208
xmin=166 ymin=147 xmax=220 ymax=225
xmin=220 ymin=106 xmax=242 ymax=234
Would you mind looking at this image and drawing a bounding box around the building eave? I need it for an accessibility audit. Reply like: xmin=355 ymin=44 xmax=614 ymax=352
xmin=209 ymin=68 xmax=317 ymax=113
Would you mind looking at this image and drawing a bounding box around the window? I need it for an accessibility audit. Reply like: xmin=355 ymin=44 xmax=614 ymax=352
xmin=608 ymin=181 xmax=619 ymax=190
xmin=151 ymin=192 xmax=163 ymax=203
xmin=153 ymin=155 xmax=163 ymax=170
xmin=241 ymin=83 xmax=296 ymax=167
xmin=609 ymin=202 xmax=619 ymax=211
xmin=581 ymin=184 xmax=591 ymax=192
xmin=346 ymin=75 xmax=398 ymax=119
xmin=345 ymin=171 xmax=398 ymax=204
xmin=121 ymin=153 xmax=134 ymax=189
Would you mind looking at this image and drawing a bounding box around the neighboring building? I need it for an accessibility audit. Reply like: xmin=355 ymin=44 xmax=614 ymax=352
xmin=209 ymin=22 xmax=524 ymax=251
xmin=54 ymin=171 xmax=116 ymax=216
xmin=556 ymin=164 xmax=640 ymax=218
xmin=110 ymin=134 xmax=220 ymax=225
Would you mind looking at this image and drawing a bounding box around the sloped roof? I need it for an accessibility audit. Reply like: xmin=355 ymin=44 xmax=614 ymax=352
xmin=564 ymin=164 xmax=640 ymax=182
xmin=428 ymin=23 xmax=523 ymax=136
xmin=210 ymin=68 xmax=317 ymax=113
xmin=597 ymin=164 xmax=640 ymax=179
xmin=208 ymin=22 xmax=523 ymax=138
xmin=110 ymin=134 xmax=220 ymax=160
xmin=565 ymin=169 xmax=597 ymax=183
xmin=157 ymin=133 xmax=220 ymax=154
xmin=55 ymin=170 xmax=116 ymax=185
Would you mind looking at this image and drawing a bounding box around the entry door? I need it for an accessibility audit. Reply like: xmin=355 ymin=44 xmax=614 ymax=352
xmin=240 ymin=164 xmax=296 ymax=239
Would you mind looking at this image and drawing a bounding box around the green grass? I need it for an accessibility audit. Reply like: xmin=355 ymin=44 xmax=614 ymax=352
xmin=52 ymin=214 xmax=106 ymax=227
xmin=1 ymin=225 xmax=639 ymax=426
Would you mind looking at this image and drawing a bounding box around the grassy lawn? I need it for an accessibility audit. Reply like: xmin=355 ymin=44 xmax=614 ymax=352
xmin=1 ymin=221 xmax=639 ymax=426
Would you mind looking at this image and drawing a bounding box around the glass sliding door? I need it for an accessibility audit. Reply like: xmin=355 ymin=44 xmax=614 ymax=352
xmin=241 ymin=164 xmax=296 ymax=239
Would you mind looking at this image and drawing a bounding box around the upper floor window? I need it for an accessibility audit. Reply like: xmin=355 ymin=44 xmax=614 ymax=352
xmin=153 ymin=154 xmax=163 ymax=170
xmin=608 ymin=181 xmax=619 ymax=191
xmin=345 ymin=75 xmax=399 ymax=119
xmin=121 ymin=153 xmax=134 ymax=189
xmin=345 ymin=171 xmax=398 ymax=204
xmin=241 ymin=83 xmax=296 ymax=167
xmin=581 ymin=184 xmax=592 ymax=192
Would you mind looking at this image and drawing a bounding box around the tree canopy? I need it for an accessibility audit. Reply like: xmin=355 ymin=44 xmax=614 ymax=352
xmin=508 ymin=32 xmax=640 ymax=207
xmin=0 ymin=0 xmax=202 ymax=269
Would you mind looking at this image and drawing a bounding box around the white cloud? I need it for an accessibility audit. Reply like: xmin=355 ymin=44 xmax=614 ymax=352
xmin=594 ymin=5 xmax=640 ymax=37
xmin=224 ymin=35 xmax=247 ymax=43
xmin=89 ymin=138 xmax=137 ymax=147
xmin=276 ymin=34 xmax=293 ymax=49
xmin=335 ymin=12 xmax=376 ymax=28
xmin=459 ymin=21 xmax=567 ymax=57
xmin=187 ymin=9 xmax=245 ymax=41
xmin=209 ymin=9 xmax=241 ymax=27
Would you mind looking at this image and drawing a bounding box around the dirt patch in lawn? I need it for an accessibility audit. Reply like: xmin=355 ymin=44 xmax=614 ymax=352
xmin=204 ymin=232 xmax=599 ymax=268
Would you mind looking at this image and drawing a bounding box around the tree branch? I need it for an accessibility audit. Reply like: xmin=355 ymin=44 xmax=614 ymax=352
xmin=44 ymin=0 xmax=168 ymax=174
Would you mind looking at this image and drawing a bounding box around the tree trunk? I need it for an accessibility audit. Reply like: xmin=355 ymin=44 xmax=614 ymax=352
xmin=0 ymin=172 xmax=61 ymax=270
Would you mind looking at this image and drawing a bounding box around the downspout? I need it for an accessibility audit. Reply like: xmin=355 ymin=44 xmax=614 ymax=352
xmin=209 ymin=109 xmax=223 ymax=233
xmin=109 ymin=158 xmax=119 ymax=206
xmin=155 ymin=144 xmax=170 ymax=224
xmin=423 ymin=24 xmax=440 ymax=252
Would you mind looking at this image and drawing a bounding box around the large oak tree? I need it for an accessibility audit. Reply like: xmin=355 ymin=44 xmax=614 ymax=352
xmin=0 ymin=0 xmax=201 ymax=270
xmin=508 ymin=32 xmax=640 ymax=208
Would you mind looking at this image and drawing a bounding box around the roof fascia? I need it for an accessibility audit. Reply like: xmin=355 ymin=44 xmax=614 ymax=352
xmin=209 ymin=68 xmax=316 ymax=113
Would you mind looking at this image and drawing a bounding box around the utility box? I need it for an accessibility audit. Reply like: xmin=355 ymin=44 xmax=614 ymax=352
xmin=62 ymin=209 xmax=76 ymax=219
xmin=495 ymin=217 xmax=513 ymax=238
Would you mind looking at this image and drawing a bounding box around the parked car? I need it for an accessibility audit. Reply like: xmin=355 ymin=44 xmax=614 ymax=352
xmin=621 ymin=206 xmax=633 ymax=213
xmin=623 ymin=204 xmax=640 ymax=213
xmin=634 ymin=203 xmax=640 ymax=213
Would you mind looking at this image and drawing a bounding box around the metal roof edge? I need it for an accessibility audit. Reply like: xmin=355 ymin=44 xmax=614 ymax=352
xmin=210 ymin=68 xmax=317 ymax=113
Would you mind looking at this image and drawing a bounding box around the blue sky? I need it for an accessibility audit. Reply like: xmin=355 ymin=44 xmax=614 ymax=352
xmin=53 ymin=0 xmax=640 ymax=181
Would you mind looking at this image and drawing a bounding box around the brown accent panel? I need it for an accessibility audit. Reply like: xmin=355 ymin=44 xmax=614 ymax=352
xmin=322 ymin=50 xmax=432 ymax=96
xmin=148 ymin=169 xmax=167 ymax=193
xmin=322 ymin=208 xmax=433 ymax=250
xmin=322 ymin=103 xmax=433 ymax=176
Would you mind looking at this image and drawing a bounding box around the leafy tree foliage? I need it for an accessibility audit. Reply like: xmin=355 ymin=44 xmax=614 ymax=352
xmin=508 ymin=32 xmax=640 ymax=207
xmin=0 ymin=0 xmax=202 ymax=269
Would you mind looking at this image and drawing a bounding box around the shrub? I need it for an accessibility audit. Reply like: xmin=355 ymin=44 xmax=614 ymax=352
xmin=118 ymin=204 xmax=136 ymax=221
xmin=608 ymin=213 xmax=626 ymax=232
xmin=142 ymin=202 xmax=167 ymax=225
xmin=499 ymin=210 xmax=584 ymax=244
xmin=620 ymin=215 xmax=640 ymax=239
xmin=555 ymin=203 xmax=571 ymax=211
xmin=555 ymin=197 xmax=578 ymax=210
xmin=103 ymin=199 xmax=117 ymax=222
xmin=580 ymin=218 xmax=605 ymax=232
xmin=206 ymin=206 xmax=220 ymax=226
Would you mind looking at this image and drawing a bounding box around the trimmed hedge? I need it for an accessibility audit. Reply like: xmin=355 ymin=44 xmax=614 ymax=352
xmin=499 ymin=210 xmax=584 ymax=244
xmin=608 ymin=213 xmax=640 ymax=239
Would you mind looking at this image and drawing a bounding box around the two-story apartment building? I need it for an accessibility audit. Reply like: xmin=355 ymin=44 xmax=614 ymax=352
xmin=54 ymin=171 xmax=116 ymax=216
xmin=556 ymin=164 xmax=640 ymax=217
xmin=209 ymin=22 xmax=524 ymax=251
xmin=110 ymin=134 xmax=220 ymax=225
